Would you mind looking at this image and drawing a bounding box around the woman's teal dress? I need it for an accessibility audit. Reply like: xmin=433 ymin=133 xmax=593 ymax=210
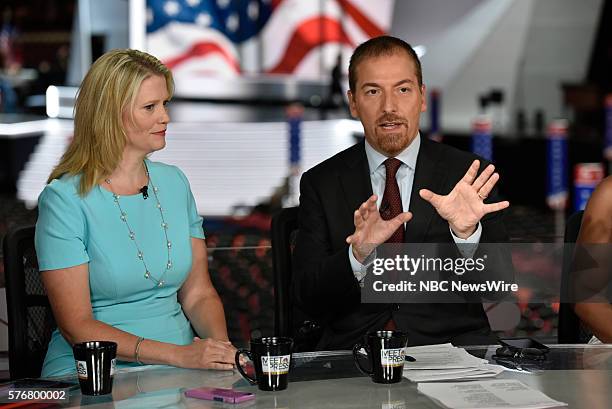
xmin=35 ymin=160 xmax=205 ymax=377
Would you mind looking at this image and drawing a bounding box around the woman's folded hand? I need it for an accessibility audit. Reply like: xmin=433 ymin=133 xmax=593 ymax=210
xmin=178 ymin=337 xmax=237 ymax=370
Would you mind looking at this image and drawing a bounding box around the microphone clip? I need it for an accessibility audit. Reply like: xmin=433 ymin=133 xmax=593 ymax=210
xmin=140 ymin=185 xmax=149 ymax=200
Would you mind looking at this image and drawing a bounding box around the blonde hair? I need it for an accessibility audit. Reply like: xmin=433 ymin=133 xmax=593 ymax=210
xmin=47 ymin=49 xmax=173 ymax=195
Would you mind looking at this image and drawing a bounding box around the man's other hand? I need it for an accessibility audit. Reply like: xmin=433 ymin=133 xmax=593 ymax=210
xmin=345 ymin=195 xmax=412 ymax=263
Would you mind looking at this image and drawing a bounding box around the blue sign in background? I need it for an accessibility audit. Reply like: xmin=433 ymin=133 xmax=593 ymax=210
xmin=574 ymin=186 xmax=593 ymax=211
xmin=546 ymin=127 xmax=568 ymax=209
xmin=573 ymin=163 xmax=604 ymax=211
xmin=288 ymin=116 xmax=301 ymax=165
xmin=472 ymin=121 xmax=493 ymax=161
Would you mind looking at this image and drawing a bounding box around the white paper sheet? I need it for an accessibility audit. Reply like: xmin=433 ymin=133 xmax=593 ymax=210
xmin=404 ymin=364 xmax=504 ymax=382
xmin=404 ymin=344 xmax=489 ymax=370
xmin=417 ymin=379 xmax=567 ymax=409
xmin=403 ymin=344 xmax=505 ymax=382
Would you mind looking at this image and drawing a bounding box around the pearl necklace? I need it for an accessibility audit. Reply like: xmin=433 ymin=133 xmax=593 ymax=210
xmin=104 ymin=162 xmax=171 ymax=287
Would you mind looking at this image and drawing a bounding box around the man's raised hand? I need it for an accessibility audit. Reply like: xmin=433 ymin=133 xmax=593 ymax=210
xmin=346 ymin=195 xmax=412 ymax=263
xmin=419 ymin=160 xmax=509 ymax=238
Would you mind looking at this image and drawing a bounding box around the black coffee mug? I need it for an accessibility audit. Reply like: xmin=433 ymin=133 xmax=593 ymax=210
xmin=235 ymin=337 xmax=293 ymax=391
xmin=73 ymin=341 xmax=117 ymax=395
xmin=353 ymin=331 xmax=408 ymax=384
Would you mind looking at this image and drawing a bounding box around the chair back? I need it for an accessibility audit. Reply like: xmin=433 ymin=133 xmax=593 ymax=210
xmin=3 ymin=225 xmax=55 ymax=379
xmin=271 ymin=207 xmax=321 ymax=350
xmin=558 ymin=211 xmax=592 ymax=343
xmin=271 ymin=207 xmax=298 ymax=338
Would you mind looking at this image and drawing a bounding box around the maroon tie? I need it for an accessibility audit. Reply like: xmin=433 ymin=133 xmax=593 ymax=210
xmin=381 ymin=158 xmax=403 ymax=331
xmin=381 ymin=158 xmax=404 ymax=243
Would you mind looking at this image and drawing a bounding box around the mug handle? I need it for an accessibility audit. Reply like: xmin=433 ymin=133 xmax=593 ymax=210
xmin=352 ymin=343 xmax=373 ymax=376
xmin=235 ymin=349 xmax=257 ymax=385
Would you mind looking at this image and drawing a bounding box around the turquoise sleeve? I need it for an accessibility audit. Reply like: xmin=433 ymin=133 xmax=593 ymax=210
xmin=175 ymin=167 xmax=205 ymax=239
xmin=35 ymin=182 xmax=90 ymax=271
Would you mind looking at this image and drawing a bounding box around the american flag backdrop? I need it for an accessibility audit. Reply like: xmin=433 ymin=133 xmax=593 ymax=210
xmin=146 ymin=0 xmax=394 ymax=82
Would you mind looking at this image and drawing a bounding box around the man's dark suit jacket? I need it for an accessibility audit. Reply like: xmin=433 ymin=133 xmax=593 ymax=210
xmin=292 ymin=137 xmax=509 ymax=350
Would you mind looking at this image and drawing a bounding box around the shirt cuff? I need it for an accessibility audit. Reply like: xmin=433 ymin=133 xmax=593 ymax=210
xmin=349 ymin=244 xmax=368 ymax=282
xmin=450 ymin=222 xmax=482 ymax=258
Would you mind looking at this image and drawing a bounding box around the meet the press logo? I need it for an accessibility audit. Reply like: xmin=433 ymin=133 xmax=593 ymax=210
xmin=75 ymin=360 xmax=87 ymax=379
xmin=380 ymin=348 xmax=405 ymax=368
xmin=261 ymin=355 xmax=291 ymax=375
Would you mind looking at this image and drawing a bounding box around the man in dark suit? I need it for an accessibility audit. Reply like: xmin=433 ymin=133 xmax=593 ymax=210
xmin=292 ymin=36 xmax=510 ymax=350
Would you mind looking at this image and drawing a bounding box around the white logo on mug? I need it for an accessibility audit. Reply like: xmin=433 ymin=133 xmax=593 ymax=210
xmin=380 ymin=348 xmax=405 ymax=367
xmin=76 ymin=360 xmax=88 ymax=379
xmin=261 ymin=354 xmax=291 ymax=375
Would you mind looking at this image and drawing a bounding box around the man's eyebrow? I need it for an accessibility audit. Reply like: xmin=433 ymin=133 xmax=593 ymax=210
xmin=394 ymin=79 xmax=415 ymax=87
xmin=360 ymin=79 xmax=415 ymax=89
xmin=360 ymin=82 xmax=380 ymax=89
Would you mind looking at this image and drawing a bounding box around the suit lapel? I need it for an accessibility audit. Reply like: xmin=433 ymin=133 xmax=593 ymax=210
xmin=338 ymin=141 xmax=373 ymax=216
xmin=405 ymin=137 xmax=447 ymax=243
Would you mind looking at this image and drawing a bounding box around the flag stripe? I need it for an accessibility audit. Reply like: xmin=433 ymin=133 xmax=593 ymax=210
xmin=260 ymin=0 xmax=343 ymax=70
xmin=337 ymin=0 xmax=386 ymax=38
xmin=267 ymin=16 xmax=352 ymax=74
xmin=164 ymin=41 xmax=240 ymax=72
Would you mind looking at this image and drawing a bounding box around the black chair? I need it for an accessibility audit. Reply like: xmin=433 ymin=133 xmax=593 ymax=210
xmin=3 ymin=225 xmax=56 ymax=379
xmin=558 ymin=210 xmax=592 ymax=343
xmin=271 ymin=207 xmax=321 ymax=351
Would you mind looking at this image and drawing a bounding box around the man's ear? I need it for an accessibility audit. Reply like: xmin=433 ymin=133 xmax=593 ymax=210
xmin=348 ymin=90 xmax=358 ymax=118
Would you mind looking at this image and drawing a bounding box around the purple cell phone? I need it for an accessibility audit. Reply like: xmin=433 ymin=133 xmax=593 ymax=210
xmin=184 ymin=387 xmax=255 ymax=404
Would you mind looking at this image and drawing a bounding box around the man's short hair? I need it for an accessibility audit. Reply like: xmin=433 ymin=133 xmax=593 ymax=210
xmin=348 ymin=36 xmax=423 ymax=92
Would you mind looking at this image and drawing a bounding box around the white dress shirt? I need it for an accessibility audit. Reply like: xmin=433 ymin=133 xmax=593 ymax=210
xmin=349 ymin=133 xmax=482 ymax=281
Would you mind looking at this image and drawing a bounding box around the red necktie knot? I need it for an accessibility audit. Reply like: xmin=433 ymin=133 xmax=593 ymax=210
xmin=384 ymin=158 xmax=402 ymax=178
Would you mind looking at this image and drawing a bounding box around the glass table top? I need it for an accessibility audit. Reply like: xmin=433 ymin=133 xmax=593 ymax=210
xmin=19 ymin=345 xmax=612 ymax=408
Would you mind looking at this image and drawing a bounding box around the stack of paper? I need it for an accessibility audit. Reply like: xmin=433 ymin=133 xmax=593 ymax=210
xmin=403 ymin=343 xmax=504 ymax=382
xmin=417 ymin=379 xmax=567 ymax=409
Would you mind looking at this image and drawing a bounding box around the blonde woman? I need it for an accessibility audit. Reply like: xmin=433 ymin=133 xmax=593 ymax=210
xmin=36 ymin=49 xmax=237 ymax=376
